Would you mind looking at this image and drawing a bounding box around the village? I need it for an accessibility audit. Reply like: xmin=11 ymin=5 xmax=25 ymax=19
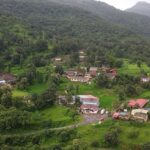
xmin=54 ymin=59 xmax=150 ymax=123
xmin=0 ymin=58 xmax=150 ymax=124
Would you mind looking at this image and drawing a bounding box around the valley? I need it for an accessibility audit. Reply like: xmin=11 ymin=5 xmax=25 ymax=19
xmin=0 ymin=0 xmax=150 ymax=150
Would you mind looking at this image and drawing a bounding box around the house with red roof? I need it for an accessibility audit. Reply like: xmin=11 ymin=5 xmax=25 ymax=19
xmin=128 ymin=99 xmax=149 ymax=108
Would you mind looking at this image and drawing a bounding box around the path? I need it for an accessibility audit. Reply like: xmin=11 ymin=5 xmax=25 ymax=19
xmin=2 ymin=114 xmax=107 ymax=137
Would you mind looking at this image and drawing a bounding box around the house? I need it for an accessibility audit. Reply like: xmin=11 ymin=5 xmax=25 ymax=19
xmin=73 ymin=95 xmax=99 ymax=106
xmin=80 ymin=104 xmax=99 ymax=114
xmin=65 ymin=69 xmax=77 ymax=76
xmin=58 ymin=96 xmax=67 ymax=105
xmin=141 ymin=77 xmax=150 ymax=83
xmin=79 ymin=55 xmax=85 ymax=62
xmin=54 ymin=57 xmax=62 ymax=62
xmin=113 ymin=112 xmax=129 ymax=120
xmin=89 ymin=67 xmax=98 ymax=77
xmin=67 ymin=76 xmax=91 ymax=83
xmin=105 ymin=68 xmax=117 ymax=80
xmin=0 ymin=73 xmax=16 ymax=84
xmin=131 ymin=109 xmax=149 ymax=122
xmin=128 ymin=99 xmax=149 ymax=108
xmin=0 ymin=80 xmax=6 ymax=85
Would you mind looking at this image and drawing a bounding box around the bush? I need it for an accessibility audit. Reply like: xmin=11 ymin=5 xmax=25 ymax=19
xmin=104 ymin=129 xmax=119 ymax=147
xmin=128 ymin=131 xmax=139 ymax=139
xmin=142 ymin=142 xmax=150 ymax=150
xmin=91 ymin=140 xmax=100 ymax=148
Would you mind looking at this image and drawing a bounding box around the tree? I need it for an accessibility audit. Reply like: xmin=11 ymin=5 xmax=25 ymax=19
xmin=96 ymin=74 xmax=109 ymax=88
xmin=118 ymin=90 xmax=126 ymax=101
xmin=104 ymin=130 xmax=119 ymax=147
xmin=125 ymin=84 xmax=137 ymax=97
xmin=0 ymin=85 xmax=12 ymax=108
xmin=17 ymin=77 xmax=29 ymax=90
xmin=35 ymin=84 xmax=57 ymax=109
xmin=0 ymin=108 xmax=31 ymax=130
xmin=35 ymin=40 xmax=48 ymax=51
xmin=137 ymin=60 xmax=142 ymax=68
xmin=55 ymin=65 xmax=64 ymax=75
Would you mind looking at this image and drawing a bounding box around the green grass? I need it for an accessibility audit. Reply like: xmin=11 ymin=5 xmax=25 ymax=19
xmin=11 ymin=66 xmax=25 ymax=75
xmin=32 ymin=105 xmax=81 ymax=127
xmin=12 ymin=83 xmax=49 ymax=97
xmin=27 ymin=83 xmax=49 ymax=94
xmin=119 ymin=60 xmax=150 ymax=75
xmin=41 ymin=119 xmax=150 ymax=149
xmin=12 ymin=89 xmax=29 ymax=97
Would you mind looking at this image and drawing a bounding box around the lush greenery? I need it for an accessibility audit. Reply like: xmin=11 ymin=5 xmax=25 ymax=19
xmin=0 ymin=0 xmax=150 ymax=149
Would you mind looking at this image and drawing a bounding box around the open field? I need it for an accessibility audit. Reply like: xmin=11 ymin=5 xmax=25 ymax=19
xmin=119 ymin=60 xmax=150 ymax=75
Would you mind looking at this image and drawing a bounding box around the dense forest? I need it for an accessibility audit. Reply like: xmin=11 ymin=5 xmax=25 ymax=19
xmin=0 ymin=0 xmax=150 ymax=67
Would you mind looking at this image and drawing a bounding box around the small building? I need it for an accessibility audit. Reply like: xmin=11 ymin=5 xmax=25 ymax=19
xmin=106 ymin=68 xmax=117 ymax=80
xmin=0 ymin=73 xmax=16 ymax=84
xmin=58 ymin=96 xmax=67 ymax=105
xmin=128 ymin=99 xmax=149 ymax=108
xmin=89 ymin=67 xmax=98 ymax=77
xmin=65 ymin=69 xmax=77 ymax=77
xmin=73 ymin=95 xmax=100 ymax=106
xmin=54 ymin=57 xmax=62 ymax=62
xmin=131 ymin=109 xmax=149 ymax=122
xmin=67 ymin=76 xmax=91 ymax=83
xmin=80 ymin=104 xmax=99 ymax=114
xmin=0 ymin=80 xmax=6 ymax=85
xmin=113 ymin=112 xmax=129 ymax=120
xmin=141 ymin=77 xmax=150 ymax=83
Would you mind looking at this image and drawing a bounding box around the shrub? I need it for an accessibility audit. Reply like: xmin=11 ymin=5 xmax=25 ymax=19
xmin=104 ymin=129 xmax=119 ymax=147
xmin=128 ymin=131 xmax=139 ymax=139
xmin=91 ymin=140 xmax=100 ymax=148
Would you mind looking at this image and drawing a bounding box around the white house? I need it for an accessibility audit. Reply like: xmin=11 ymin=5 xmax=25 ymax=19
xmin=73 ymin=95 xmax=100 ymax=106
xmin=0 ymin=80 xmax=6 ymax=84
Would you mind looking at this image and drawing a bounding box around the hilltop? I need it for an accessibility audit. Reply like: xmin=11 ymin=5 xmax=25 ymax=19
xmin=126 ymin=1 xmax=150 ymax=17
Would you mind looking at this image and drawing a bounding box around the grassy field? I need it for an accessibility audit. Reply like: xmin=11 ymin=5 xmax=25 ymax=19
xmin=32 ymin=105 xmax=81 ymax=126
xmin=41 ymin=119 xmax=150 ymax=149
xmin=119 ymin=60 xmax=150 ymax=75
xmin=12 ymin=89 xmax=29 ymax=97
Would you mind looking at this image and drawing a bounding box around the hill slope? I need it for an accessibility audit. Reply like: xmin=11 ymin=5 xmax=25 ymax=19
xmin=0 ymin=0 xmax=150 ymax=66
xmin=47 ymin=0 xmax=150 ymax=37
xmin=126 ymin=1 xmax=150 ymax=17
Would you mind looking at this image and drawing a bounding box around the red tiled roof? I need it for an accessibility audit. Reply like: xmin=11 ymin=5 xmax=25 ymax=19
xmin=136 ymin=99 xmax=149 ymax=108
xmin=128 ymin=99 xmax=149 ymax=108
xmin=113 ymin=112 xmax=120 ymax=119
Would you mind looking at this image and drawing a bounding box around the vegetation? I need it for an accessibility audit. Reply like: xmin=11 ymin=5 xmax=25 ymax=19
xmin=0 ymin=0 xmax=150 ymax=149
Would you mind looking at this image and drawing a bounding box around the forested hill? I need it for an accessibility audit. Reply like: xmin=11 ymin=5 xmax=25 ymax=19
xmin=126 ymin=1 xmax=150 ymax=17
xmin=0 ymin=0 xmax=134 ymax=44
xmin=47 ymin=0 xmax=150 ymax=37
xmin=0 ymin=0 xmax=150 ymax=66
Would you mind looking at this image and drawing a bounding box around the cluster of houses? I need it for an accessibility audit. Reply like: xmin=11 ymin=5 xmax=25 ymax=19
xmin=0 ymin=73 xmax=16 ymax=85
xmin=64 ymin=66 xmax=117 ymax=83
xmin=59 ymin=94 xmax=100 ymax=114
xmin=113 ymin=99 xmax=150 ymax=122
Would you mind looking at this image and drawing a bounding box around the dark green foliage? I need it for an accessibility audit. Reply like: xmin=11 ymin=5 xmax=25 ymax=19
xmin=55 ymin=65 xmax=64 ymax=75
xmin=95 ymin=74 xmax=110 ymax=88
xmin=142 ymin=142 xmax=150 ymax=150
xmin=0 ymin=108 xmax=30 ymax=130
xmin=59 ymin=129 xmax=77 ymax=142
xmin=0 ymin=85 xmax=12 ymax=108
xmin=128 ymin=131 xmax=139 ymax=139
xmin=104 ymin=129 xmax=119 ymax=147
